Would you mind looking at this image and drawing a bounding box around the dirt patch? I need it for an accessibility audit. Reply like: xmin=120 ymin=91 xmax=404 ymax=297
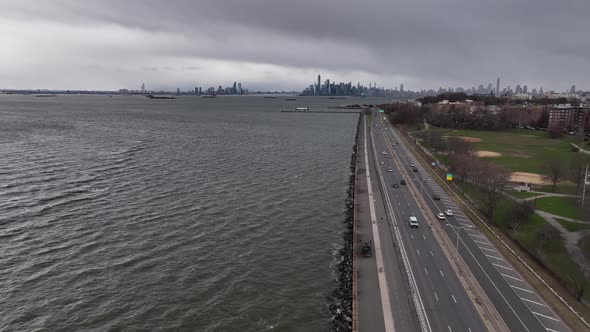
xmin=510 ymin=172 xmax=549 ymax=185
xmin=459 ymin=136 xmax=482 ymax=143
xmin=509 ymin=153 xmax=531 ymax=158
xmin=475 ymin=151 xmax=501 ymax=157
xmin=441 ymin=136 xmax=482 ymax=143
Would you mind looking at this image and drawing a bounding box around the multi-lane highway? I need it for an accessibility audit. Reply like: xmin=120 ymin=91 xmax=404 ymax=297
xmin=366 ymin=113 xmax=488 ymax=332
xmin=362 ymin=109 xmax=571 ymax=332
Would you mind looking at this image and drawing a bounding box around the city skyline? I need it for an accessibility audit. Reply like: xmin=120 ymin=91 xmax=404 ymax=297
xmin=0 ymin=1 xmax=589 ymax=91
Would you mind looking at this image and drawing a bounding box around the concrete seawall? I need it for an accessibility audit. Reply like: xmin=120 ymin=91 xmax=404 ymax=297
xmin=330 ymin=113 xmax=361 ymax=331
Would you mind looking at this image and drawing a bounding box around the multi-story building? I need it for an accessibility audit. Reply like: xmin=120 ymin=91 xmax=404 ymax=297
xmin=548 ymin=105 xmax=590 ymax=131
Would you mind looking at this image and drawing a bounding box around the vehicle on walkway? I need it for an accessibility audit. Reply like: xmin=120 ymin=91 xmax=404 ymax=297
xmin=360 ymin=239 xmax=372 ymax=257
xmin=410 ymin=163 xmax=415 ymax=167
xmin=409 ymin=216 xmax=419 ymax=228
xmin=387 ymin=168 xmax=393 ymax=172
xmin=380 ymin=161 xmax=385 ymax=165
xmin=400 ymin=179 xmax=406 ymax=185
xmin=433 ymin=194 xmax=441 ymax=200
xmin=437 ymin=213 xmax=446 ymax=220
xmin=412 ymin=167 xmax=418 ymax=172
xmin=393 ymin=183 xmax=400 ymax=188
xmin=445 ymin=209 xmax=453 ymax=216
xmin=382 ymin=151 xmax=387 ymax=155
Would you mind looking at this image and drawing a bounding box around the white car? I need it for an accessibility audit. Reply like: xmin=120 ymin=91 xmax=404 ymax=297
xmin=410 ymin=163 xmax=415 ymax=167
xmin=380 ymin=161 xmax=385 ymax=165
xmin=445 ymin=209 xmax=453 ymax=216
xmin=387 ymin=168 xmax=393 ymax=172
xmin=382 ymin=151 xmax=387 ymax=155
xmin=437 ymin=213 xmax=446 ymax=220
xmin=409 ymin=216 xmax=419 ymax=228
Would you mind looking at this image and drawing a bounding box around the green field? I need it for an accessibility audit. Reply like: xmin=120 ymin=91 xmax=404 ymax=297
xmin=535 ymin=196 xmax=590 ymax=221
xmin=441 ymin=129 xmax=587 ymax=174
xmin=508 ymin=190 xmax=540 ymax=199
xmin=555 ymin=218 xmax=590 ymax=232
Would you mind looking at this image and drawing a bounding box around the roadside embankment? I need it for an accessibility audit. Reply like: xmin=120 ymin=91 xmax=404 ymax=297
xmin=330 ymin=113 xmax=361 ymax=331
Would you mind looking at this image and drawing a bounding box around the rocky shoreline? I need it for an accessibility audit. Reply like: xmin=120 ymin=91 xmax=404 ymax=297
xmin=330 ymin=113 xmax=361 ymax=331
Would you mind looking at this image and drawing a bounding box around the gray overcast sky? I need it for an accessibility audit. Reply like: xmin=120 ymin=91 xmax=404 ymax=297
xmin=1 ymin=0 xmax=588 ymax=91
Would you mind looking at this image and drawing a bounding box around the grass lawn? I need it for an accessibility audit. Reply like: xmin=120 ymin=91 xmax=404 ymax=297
xmin=453 ymin=179 xmax=590 ymax=302
xmin=535 ymin=196 xmax=590 ymax=221
xmin=530 ymin=183 xmax=578 ymax=195
xmin=555 ymin=218 xmax=590 ymax=232
xmin=508 ymin=190 xmax=540 ymax=199
xmin=431 ymin=128 xmax=590 ymax=174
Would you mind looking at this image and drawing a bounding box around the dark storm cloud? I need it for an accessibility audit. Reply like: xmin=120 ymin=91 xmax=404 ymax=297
xmin=1 ymin=0 xmax=589 ymax=90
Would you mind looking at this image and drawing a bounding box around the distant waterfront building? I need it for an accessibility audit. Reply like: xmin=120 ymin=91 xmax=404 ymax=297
xmin=317 ymin=74 xmax=321 ymax=95
xmin=523 ymin=85 xmax=528 ymax=94
xmin=237 ymin=83 xmax=242 ymax=94
xmin=400 ymin=83 xmax=404 ymax=92
xmin=141 ymin=83 xmax=145 ymax=92
xmin=496 ymin=77 xmax=500 ymax=96
xmin=570 ymin=85 xmax=576 ymax=94
xmin=177 ymin=88 xmax=180 ymax=95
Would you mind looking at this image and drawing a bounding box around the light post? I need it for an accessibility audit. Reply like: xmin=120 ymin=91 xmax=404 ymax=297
xmin=446 ymin=223 xmax=471 ymax=255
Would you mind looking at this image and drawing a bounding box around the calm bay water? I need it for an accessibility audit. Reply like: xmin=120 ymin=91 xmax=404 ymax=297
xmin=0 ymin=95 xmax=388 ymax=331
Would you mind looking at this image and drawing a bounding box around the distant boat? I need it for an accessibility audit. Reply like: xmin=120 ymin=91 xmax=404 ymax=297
xmin=285 ymin=98 xmax=296 ymax=101
xmin=146 ymin=94 xmax=176 ymax=99
xmin=296 ymin=107 xmax=309 ymax=111
xmin=35 ymin=94 xmax=57 ymax=97
xmin=263 ymin=96 xmax=277 ymax=99
xmin=202 ymin=95 xmax=217 ymax=98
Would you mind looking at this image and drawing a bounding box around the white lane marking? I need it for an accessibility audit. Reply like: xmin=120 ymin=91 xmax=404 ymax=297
xmin=460 ymin=223 xmax=472 ymax=227
xmin=468 ymin=233 xmax=487 ymax=240
xmin=546 ymin=328 xmax=559 ymax=332
xmin=511 ymin=285 xmax=534 ymax=294
xmin=468 ymin=329 xmax=472 ymax=332
xmin=478 ymin=246 xmax=497 ymax=253
xmin=363 ymin=117 xmax=396 ymax=332
xmin=452 ymin=294 xmax=457 ymax=303
xmin=485 ymin=254 xmax=504 ymax=261
xmin=417 ymin=249 xmax=421 ymax=256
xmin=410 ymin=234 xmax=413 ymax=239
xmin=501 ymin=273 xmax=524 ymax=282
xmin=434 ymin=292 xmax=439 ymax=301
xmin=430 ymin=250 xmax=434 ymax=256
xmin=492 ymin=262 xmax=513 ymax=271
xmin=447 ymin=325 xmax=452 ymax=332
xmin=425 ymin=267 xmax=428 ymax=275
xmin=440 ymin=270 xmax=444 ymax=277
xmin=473 ymin=239 xmax=491 ymax=246
xmin=423 ymin=234 xmax=426 ymax=240
xmin=532 ymin=311 xmax=560 ymax=322
xmin=521 ymin=297 xmax=546 ymax=307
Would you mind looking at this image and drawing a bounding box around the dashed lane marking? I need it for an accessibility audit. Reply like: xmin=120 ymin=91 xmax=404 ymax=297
xmin=521 ymin=297 xmax=546 ymax=307
xmin=532 ymin=311 xmax=560 ymax=322
xmin=491 ymin=262 xmax=512 ymax=271
xmin=511 ymin=285 xmax=534 ymax=294
xmin=485 ymin=254 xmax=504 ymax=261
xmin=501 ymin=273 xmax=524 ymax=282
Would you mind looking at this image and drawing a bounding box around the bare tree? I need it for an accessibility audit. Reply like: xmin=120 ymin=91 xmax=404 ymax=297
xmin=569 ymin=154 xmax=588 ymax=195
xmin=473 ymin=163 xmax=511 ymax=223
xmin=543 ymin=158 xmax=565 ymax=192
xmin=510 ymin=201 xmax=535 ymax=234
xmin=429 ymin=130 xmax=443 ymax=153
xmin=448 ymin=137 xmax=474 ymax=156
xmin=569 ymin=264 xmax=587 ymax=302
xmin=535 ymin=224 xmax=560 ymax=256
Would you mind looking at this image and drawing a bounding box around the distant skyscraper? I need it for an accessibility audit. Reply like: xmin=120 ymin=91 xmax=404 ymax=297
xmin=237 ymin=83 xmax=242 ymax=94
xmin=177 ymin=88 xmax=180 ymax=95
xmin=496 ymin=77 xmax=500 ymax=96
xmin=570 ymin=85 xmax=576 ymax=94
xmin=194 ymin=87 xmax=198 ymax=95
xmin=400 ymin=83 xmax=404 ymax=92
xmin=141 ymin=83 xmax=145 ymax=92
xmin=523 ymin=85 xmax=528 ymax=94
xmin=317 ymin=74 xmax=321 ymax=95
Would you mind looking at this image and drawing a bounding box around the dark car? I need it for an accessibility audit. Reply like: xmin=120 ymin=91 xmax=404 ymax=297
xmin=433 ymin=194 xmax=441 ymax=200
xmin=360 ymin=239 xmax=372 ymax=257
xmin=412 ymin=167 xmax=418 ymax=172
xmin=400 ymin=179 xmax=406 ymax=185
xmin=393 ymin=183 xmax=400 ymax=188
